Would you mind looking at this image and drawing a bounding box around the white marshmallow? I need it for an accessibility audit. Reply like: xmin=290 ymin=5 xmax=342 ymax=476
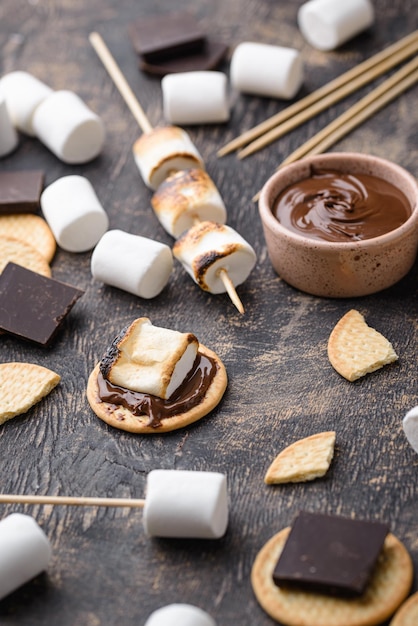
xmin=173 ymin=221 xmax=257 ymax=294
xmin=230 ymin=42 xmax=303 ymax=100
xmin=403 ymin=406 xmax=418 ymax=454
xmin=32 ymin=90 xmax=105 ymax=163
xmin=133 ymin=126 xmax=205 ymax=190
xmin=91 ymin=230 xmax=173 ymax=299
xmin=143 ymin=470 xmax=228 ymax=539
xmin=0 ymin=71 xmax=53 ymax=135
xmin=298 ymin=0 xmax=375 ymax=51
xmin=104 ymin=317 xmax=197 ymax=398
xmin=145 ymin=604 xmax=216 ymax=626
xmin=41 ymin=175 xmax=109 ymax=252
xmin=151 ymin=169 xmax=227 ymax=238
xmin=162 ymin=71 xmax=229 ymax=125
xmin=0 ymin=513 xmax=51 ymax=601
xmin=0 ymin=89 xmax=18 ymax=157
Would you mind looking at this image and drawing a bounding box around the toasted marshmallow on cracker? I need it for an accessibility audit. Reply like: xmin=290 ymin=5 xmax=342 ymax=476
xmin=132 ymin=125 xmax=204 ymax=190
xmin=173 ymin=221 xmax=256 ymax=294
xmin=151 ymin=169 xmax=227 ymax=238
xmin=101 ymin=317 xmax=199 ymax=400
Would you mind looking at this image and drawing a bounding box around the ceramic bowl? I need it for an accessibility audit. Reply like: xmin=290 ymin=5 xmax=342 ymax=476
xmin=258 ymin=152 xmax=418 ymax=297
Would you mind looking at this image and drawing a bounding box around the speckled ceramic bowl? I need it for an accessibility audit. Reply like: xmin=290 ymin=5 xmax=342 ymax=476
xmin=258 ymin=152 xmax=418 ymax=298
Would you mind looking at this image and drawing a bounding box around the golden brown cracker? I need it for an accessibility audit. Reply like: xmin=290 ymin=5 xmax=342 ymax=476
xmin=328 ymin=310 xmax=398 ymax=382
xmin=390 ymin=592 xmax=418 ymax=625
xmin=87 ymin=345 xmax=227 ymax=433
xmin=251 ymin=527 xmax=413 ymax=626
xmin=0 ymin=214 xmax=56 ymax=262
xmin=264 ymin=431 xmax=336 ymax=484
xmin=0 ymin=235 xmax=51 ymax=277
xmin=0 ymin=362 xmax=61 ymax=425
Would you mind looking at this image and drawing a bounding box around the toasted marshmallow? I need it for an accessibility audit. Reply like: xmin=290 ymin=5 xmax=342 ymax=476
xmin=102 ymin=317 xmax=199 ymax=399
xmin=173 ymin=221 xmax=257 ymax=293
xmin=151 ymin=169 xmax=227 ymax=238
xmin=0 ymin=71 xmax=53 ymax=136
xmin=132 ymin=125 xmax=204 ymax=190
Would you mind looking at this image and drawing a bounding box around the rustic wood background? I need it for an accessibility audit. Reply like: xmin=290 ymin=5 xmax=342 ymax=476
xmin=0 ymin=0 xmax=417 ymax=624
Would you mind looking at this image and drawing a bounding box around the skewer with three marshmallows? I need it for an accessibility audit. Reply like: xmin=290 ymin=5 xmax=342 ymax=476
xmin=89 ymin=32 xmax=256 ymax=314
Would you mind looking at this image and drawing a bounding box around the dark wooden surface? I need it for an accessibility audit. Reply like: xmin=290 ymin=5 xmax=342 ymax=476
xmin=0 ymin=1 xmax=417 ymax=624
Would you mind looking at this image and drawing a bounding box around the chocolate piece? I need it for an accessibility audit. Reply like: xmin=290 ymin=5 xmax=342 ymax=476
xmin=0 ymin=262 xmax=84 ymax=346
xmin=140 ymin=40 xmax=229 ymax=76
xmin=129 ymin=13 xmax=206 ymax=63
xmin=273 ymin=511 xmax=389 ymax=596
xmin=0 ymin=170 xmax=44 ymax=214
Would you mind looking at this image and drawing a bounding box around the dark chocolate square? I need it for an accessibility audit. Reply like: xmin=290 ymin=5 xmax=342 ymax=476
xmin=273 ymin=511 xmax=389 ymax=596
xmin=0 ymin=170 xmax=44 ymax=214
xmin=140 ymin=40 xmax=229 ymax=76
xmin=0 ymin=262 xmax=84 ymax=346
xmin=129 ymin=12 xmax=206 ymax=62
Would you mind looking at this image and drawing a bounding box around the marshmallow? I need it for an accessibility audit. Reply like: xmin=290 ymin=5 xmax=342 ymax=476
xmin=151 ymin=169 xmax=227 ymax=238
xmin=143 ymin=470 xmax=228 ymax=539
xmin=102 ymin=317 xmax=198 ymax=399
xmin=133 ymin=126 xmax=205 ymax=190
xmin=298 ymin=0 xmax=375 ymax=51
xmin=91 ymin=230 xmax=173 ymax=299
xmin=0 ymin=513 xmax=52 ymax=601
xmin=403 ymin=406 xmax=418 ymax=454
xmin=0 ymin=89 xmax=18 ymax=157
xmin=230 ymin=42 xmax=303 ymax=100
xmin=41 ymin=175 xmax=109 ymax=252
xmin=32 ymin=90 xmax=105 ymax=163
xmin=145 ymin=604 xmax=216 ymax=626
xmin=162 ymin=71 xmax=229 ymax=125
xmin=0 ymin=71 xmax=53 ymax=135
xmin=173 ymin=221 xmax=257 ymax=294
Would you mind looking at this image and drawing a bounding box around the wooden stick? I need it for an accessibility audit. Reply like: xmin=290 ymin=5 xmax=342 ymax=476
xmin=218 ymin=269 xmax=245 ymax=314
xmin=217 ymin=29 xmax=418 ymax=158
xmin=0 ymin=494 xmax=146 ymax=508
xmin=89 ymin=31 xmax=153 ymax=134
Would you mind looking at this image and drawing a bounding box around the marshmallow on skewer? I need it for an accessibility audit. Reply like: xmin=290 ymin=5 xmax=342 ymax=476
xmin=297 ymin=0 xmax=375 ymax=51
xmin=133 ymin=125 xmax=205 ymax=190
xmin=145 ymin=604 xmax=216 ymax=626
xmin=151 ymin=169 xmax=227 ymax=238
xmin=91 ymin=230 xmax=173 ymax=299
xmin=162 ymin=71 xmax=229 ymax=125
xmin=40 ymin=175 xmax=109 ymax=252
xmin=173 ymin=221 xmax=257 ymax=294
xmin=0 ymin=71 xmax=53 ymax=136
xmin=230 ymin=42 xmax=303 ymax=100
xmin=101 ymin=317 xmax=198 ymax=399
xmin=0 ymin=513 xmax=52 ymax=601
xmin=144 ymin=470 xmax=228 ymax=539
xmin=32 ymin=90 xmax=105 ymax=163
xmin=0 ymin=89 xmax=18 ymax=157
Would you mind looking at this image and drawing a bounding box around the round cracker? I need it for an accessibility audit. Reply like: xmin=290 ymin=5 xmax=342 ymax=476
xmin=0 ymin=235 xmax=51 ymax=277
xmin=251 ymin=527 xmax=413 ymax=626
xmin=0 ymin=214 xmax=56 ymax=262
xmin=390 ymin=592 xmax=418 ymax=626
xmin=86 ymin=344 xmax=227 ymax=433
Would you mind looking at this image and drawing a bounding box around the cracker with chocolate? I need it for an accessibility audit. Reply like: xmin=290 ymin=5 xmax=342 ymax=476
xmin=0 ymin=235 xmax=51 ymax=277
xmin=0 ymin=362 xmax=60 ymax=425
xmin=87 ymin=318 xmax=227 ymax=433
xmin=0 ymin=214 xmax=56 ymax=262
xmin=251 ymin=514 xmax=413 ymax=626
xmin=328 ymin=309 xmax=398 ymax=381
xmin=264 ymin=432 xmax=336 ymax=484
xmin=0 ymin=170 xmax=44 ymax=214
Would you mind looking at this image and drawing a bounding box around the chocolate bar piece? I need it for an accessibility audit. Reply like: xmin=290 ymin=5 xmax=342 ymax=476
xmin=0 ymin=262 xmax=84 ymax=346
xmin=273 ymin=511 xmax=389 ymax=596
xmin=140 ymin=40 xmax=229 ymax=76
xmin=129 ymin=12 xmax=206 ymax=62
xmin=0 ymin=170 xmax=44 ymax=214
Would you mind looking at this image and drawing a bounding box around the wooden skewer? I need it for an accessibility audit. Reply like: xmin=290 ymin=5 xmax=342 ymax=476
xmin=89 ymin=32 xmax=246 ymax=315
xmin=0 ymin=494 xmax=146 ymax=508
xmin=217 ymin=29 xmax=418 ymax=158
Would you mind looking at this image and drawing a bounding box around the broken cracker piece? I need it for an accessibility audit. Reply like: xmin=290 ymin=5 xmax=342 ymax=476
xmin=0 ymin=362 xmax=60 ymax=425
xmin=327 ymin=309 xmax=398 ymax=382
xmin=264 ymin=431 xmax=336 ymax=484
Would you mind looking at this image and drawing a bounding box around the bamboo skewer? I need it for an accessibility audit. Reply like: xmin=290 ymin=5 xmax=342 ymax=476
xmin=0 ymin=494 xmax=146 ymax=508
xmin=89 ymin=32 xmax=245 ymax=315
xmin=217 ymin=29 xmax=418 ymax=158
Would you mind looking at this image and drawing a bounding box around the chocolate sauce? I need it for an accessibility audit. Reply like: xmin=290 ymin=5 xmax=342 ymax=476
xmin=97 ymin=352 xmax=218 ymax=428
xmin=273 ymin=170 xmax=411 ymax=242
